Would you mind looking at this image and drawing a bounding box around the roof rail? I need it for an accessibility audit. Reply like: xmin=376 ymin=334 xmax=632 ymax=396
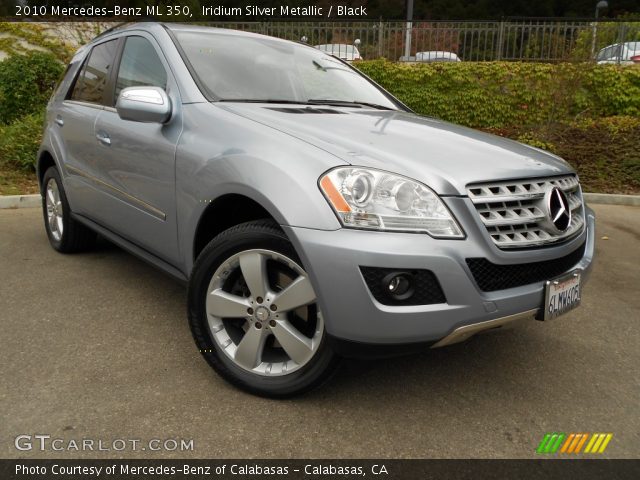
xmin=92 ymin=22 xmax=136 ymax=41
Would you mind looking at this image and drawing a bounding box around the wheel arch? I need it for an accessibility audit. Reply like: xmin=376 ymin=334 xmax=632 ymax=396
xmin=192 ymin=193 xmax=282 ymax=262
xmin=36 ymin=150 xmax=58 ymax=189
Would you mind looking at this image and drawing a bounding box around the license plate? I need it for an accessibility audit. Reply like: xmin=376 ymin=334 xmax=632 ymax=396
xmin=543 ymin=270 xmax=582 ymax=321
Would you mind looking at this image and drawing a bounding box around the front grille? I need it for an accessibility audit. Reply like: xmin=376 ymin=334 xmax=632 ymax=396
xmin=360 ymin=267 xmax=446 ymax=306
xmin=467 ymin=175 xmax=585 ymax=249
xmin=466 ymin=241 xmax=586 ymax=292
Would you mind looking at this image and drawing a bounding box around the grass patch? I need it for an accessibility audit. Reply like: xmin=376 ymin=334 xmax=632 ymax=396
xmin=0 ymin=167 xmax=38 ymax=196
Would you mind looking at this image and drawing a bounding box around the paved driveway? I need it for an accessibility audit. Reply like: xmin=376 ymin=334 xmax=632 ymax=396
xmin=1 ymin=204 xmax=638 ymax=458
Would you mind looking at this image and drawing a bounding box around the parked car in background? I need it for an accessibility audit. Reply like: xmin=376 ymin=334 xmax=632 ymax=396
xmin=314 ymin=43 xmax=362 ymax=62
xmin=415 ymin=51 xmax=461 ymax=62
xmin=38 ymin=23 xmax=595 ymax=397
xmin=596 ymin=42 xmax=640 ymax=64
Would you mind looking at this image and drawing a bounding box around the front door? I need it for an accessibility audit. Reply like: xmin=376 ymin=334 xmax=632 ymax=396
xmin=92 ymin=33 xmax=182 ymax=265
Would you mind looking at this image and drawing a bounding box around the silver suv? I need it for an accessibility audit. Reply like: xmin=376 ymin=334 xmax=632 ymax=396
xmin=38 ymin=24 xmax=595 ymax=397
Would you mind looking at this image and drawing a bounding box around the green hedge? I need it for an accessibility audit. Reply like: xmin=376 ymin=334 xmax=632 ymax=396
xmin=0 ymin=51 xmax=61 ymax=172
xmin=0 ymin=51 xmax=63 ymax=125
xmin=357 ymin=60 xmax=640 ymax=128
xmin=0 ymin=54 xmax=638 ymax=192
xmin=0 ymin=112 xmax=45 ymax=171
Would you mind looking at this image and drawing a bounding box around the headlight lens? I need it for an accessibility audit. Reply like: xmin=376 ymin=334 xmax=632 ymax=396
xmin=319 ymin=167 xmax=464 ymax=238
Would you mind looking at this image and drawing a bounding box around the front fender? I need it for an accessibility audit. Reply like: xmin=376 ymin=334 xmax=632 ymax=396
xmin=176 ymin=103 xmax=346 ymax=273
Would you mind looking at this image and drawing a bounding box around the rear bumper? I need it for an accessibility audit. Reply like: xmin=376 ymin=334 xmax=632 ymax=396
xmin=283 ymin=202 xmax=595 ymax=348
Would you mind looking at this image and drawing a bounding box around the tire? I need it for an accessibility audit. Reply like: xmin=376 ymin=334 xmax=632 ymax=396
xmin=41 ymin=166 xmax=96 ymax=253
xmin=188 ymin=219 xmax=340 ymax=398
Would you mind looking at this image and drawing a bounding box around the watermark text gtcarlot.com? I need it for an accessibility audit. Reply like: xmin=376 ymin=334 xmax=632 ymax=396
xmin=14 ymin=435 xmax=194 ymax=452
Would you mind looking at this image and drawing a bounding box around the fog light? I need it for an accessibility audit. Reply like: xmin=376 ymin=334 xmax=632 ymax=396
xmin=383 ymin=272 xmax=414 ymax=300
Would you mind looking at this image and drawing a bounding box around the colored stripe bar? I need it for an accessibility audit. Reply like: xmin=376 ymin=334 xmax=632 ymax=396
xmin=584 ymin=434 xmax=598 ymax=453
xmin=574 ymin=433 xmax=589 ymax=453
xmin=560 ymin=434 xmax=575 ymax=453
xmin=590 ymin=434 xmax=606 ymax=453
xmin=567 ymin=434 xmax=582 ymax=453
xmin=544 ymin=434 xmax=558 ymax=454
xmin=536 ymin=433 xmax=552 ymax=454
xmin=538 ymin=432 xmax=613 ymax=455
xmin=598 ymin=434 xmax=613 ymax=453
xmin=550 ymin=433 xmax=566 ymax=453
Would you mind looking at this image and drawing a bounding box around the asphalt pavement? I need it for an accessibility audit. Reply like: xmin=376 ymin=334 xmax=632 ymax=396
xmin=1 ymin=204 xmax=638 ymax=459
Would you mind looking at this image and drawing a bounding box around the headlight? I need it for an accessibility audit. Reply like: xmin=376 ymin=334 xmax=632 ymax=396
xmin=319 ymin=167 xmax=464 ymax=238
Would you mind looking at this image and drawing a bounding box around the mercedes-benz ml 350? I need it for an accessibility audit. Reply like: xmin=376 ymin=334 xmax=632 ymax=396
xmin=38 ymin=23 xmax=595 ymax=397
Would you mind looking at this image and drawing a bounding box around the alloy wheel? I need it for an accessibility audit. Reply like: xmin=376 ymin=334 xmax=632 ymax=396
xmin=205 ymin=249 xmax=323 ymax=376
xmin=45 ymin=178 xmax=64 ymax=242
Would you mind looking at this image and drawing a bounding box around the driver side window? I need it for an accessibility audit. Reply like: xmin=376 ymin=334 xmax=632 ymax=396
xmin=114 ymin=36 xmax=167 ymax=103
xmin=70 ymin=39 xmax=118 ymax=104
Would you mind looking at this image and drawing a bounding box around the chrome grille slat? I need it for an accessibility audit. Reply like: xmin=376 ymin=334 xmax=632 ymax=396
xmin=467 ymin=175 xmax=585 ymax=249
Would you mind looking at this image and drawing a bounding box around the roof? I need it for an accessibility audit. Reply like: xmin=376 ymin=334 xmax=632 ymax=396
xmin=92 ymin=22 xmax=295 ymax=45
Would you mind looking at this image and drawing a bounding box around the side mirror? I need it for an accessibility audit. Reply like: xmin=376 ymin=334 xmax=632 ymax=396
xmin=116 ymin=86 xmax=171 ymax=124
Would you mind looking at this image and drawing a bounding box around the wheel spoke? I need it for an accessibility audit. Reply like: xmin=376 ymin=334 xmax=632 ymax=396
xmin=46 ymin=187 xmax=55 ymax=205
xmin=271 ymin=320 xmax=314 ymax=365
xmin=272 ymin=275 xmax=316 ymax=312
xmin=206 ymin=289 xmax=250 ymax=318
xmin=239 ymin=252 xmax=269 ymax=299
xmin=234 ymin=326 xmax=267 ymax=370
xmin=48 ymin=213 xmax=57 ymax=231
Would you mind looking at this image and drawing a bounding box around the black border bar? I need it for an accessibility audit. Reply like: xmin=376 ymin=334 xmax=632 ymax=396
xmin=2 ymin=459 xmax=639 ymax=480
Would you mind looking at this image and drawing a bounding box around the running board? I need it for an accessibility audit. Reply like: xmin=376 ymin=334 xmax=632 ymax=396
xmin=71 ymin=213 xmax=188 ymax=284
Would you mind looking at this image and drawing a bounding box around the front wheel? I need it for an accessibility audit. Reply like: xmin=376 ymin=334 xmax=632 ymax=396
xmin=188 ymin=220 xmax=339 ymax=397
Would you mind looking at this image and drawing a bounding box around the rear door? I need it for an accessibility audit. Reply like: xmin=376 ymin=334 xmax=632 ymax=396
xmin=92 ymin=33 xmax=182 ymax=264
xmin=56 ymin=38 xmax=120 ymax=215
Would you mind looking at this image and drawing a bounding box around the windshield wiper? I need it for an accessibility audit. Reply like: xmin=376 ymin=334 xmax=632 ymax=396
xmin=219 ymin=99 xmax=307 ymax=104
xmin=218 ymin=99 xmax=395 ymax=111
xmin=306 ymin=99 xmax=395 ymax=110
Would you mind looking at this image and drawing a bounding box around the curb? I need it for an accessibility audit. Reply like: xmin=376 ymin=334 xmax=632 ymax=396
xmin=0 ymin=194 xmax=41 ymax=209
xmin=1 ymin=193 xmax=639 ymax=209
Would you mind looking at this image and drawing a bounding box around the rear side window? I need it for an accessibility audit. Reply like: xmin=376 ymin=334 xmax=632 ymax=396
xmin=70 ymin=39 xmax=118 ymax=104
xmin=114 ymin=36 xmax=167 ymax=102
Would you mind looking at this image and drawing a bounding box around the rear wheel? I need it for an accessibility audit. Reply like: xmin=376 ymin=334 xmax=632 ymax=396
xmin=188 ymin=220 xmax=339 ymax=397
xmin=41 ymin=166 xmax=96 ymax=253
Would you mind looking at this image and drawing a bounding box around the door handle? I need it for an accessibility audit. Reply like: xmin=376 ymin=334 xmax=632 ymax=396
xmin=96 ymin=132 xmax=111 ymax=146
xmin=55 ymin=116 xmax=64 ymax=127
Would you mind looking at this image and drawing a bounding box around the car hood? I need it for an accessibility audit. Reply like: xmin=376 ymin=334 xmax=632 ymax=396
xmin=219 ymin=104 xmax=574 ymax=195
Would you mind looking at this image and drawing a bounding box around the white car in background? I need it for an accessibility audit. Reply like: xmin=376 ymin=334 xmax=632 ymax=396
xmin=314 ymin=44 xmax=362 ymax=62
xmin=415 ymin=51 xmax=461 ymax=62
xmin=596 ymin=42 xmax=640 ymax=64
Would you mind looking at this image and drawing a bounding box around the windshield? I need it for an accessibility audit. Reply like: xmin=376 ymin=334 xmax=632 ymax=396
xmin=597 ymin=42 xmax=640 ymax=61
xmin=174 ymin=31 xmax=397 ymax=108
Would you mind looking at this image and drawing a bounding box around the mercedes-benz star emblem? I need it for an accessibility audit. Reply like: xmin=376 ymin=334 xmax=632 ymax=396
xmin=546 ymin=187 xmax=571 ymax=233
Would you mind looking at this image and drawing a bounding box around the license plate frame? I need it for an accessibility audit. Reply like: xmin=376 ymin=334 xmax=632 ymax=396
xmin=543 ymin=270 xmax=582 ymax=321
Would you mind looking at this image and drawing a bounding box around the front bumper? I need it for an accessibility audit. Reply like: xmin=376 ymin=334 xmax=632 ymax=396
xmin=283 ymin=200 xmax=595 ymax=347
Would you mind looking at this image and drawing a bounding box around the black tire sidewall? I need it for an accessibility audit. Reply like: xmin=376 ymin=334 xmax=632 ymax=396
xmin=188 ymin=221 xmax=338 ymax=398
